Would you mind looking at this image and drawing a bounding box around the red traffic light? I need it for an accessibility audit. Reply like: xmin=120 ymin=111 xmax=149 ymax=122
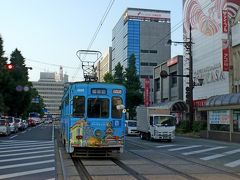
xmin=6 ymin=64 xmax=14 ymax=70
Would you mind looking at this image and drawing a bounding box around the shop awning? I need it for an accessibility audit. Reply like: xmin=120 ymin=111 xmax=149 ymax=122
xmin=199 ymin=93 xmax=240 ymax=111
xmin=158 ymin=100 xmax=188 ymax=112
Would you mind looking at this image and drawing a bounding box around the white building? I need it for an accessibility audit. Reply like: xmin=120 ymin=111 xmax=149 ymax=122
xmin=31 ymin=66 xmax=68 ymax=117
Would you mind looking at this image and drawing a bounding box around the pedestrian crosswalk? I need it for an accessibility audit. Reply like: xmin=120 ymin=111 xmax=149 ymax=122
xmin=155 ymin=144 xmax=240 ymax=168
xmin=0 ymin=140 xmax=55 ymax=179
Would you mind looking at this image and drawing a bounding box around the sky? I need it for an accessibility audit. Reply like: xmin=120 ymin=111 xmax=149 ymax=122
xmin=0 ymin=0 xmax=183 ymax=82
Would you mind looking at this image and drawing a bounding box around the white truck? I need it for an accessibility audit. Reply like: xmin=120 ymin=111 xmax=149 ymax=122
xmin=136 ymin=106 xmax=176 ymax=142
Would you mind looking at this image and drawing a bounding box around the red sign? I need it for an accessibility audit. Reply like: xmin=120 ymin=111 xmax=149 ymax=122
xmin=167 ymin=56 xmax=178 ymax=67
xmin=144 ymin=78 xmax=150 ymax=107
xmin=222 ymin=39 xmax=229 ymax=71
xmin=222 ymin=10 xmax=228 ymax=33
xmin=193 ymin=99 xmax=207 ymax=108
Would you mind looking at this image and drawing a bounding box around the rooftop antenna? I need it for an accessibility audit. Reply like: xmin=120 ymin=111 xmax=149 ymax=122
xmin=76 ymin=50 xmax=102 ymax=82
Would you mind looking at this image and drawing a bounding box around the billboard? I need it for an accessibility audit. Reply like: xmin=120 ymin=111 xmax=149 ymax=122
xmin=183 ymin=0 xmax=240 ymax=100
xmin=144 ymin=78 xmax=150 ymax=107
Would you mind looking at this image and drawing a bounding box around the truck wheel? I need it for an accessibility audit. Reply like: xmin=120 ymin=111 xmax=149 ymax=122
xmin=140 ymin=133 xmax=145 ymax=140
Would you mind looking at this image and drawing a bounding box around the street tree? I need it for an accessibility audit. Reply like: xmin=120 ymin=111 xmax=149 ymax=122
xmin=5 ymin=49 xmax=33 ymax=116
xmin=125 ymin=54 xmax=143 ymax=119
xmin=113 ymin=62 xmax=125 ymax=85
xmin=103 ymin=72 xmax=114 ymax=83
xmin=0 ymin=35 xmax=11 ymax=114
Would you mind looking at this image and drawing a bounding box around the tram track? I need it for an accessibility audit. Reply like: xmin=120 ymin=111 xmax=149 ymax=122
xmin=126 ymin=138 xmax=240 ymax=180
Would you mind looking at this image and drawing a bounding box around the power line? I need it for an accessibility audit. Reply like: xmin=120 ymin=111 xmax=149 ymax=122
xmin=25 ymin=58 xmax=79 ymax=70
xmin=150 ymin=0 xmax=214 ymax=49
xmin=72 ymin=0 xmax=115 ymax=81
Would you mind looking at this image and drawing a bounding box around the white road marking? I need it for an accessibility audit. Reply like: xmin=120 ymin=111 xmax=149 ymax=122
xmin=9 ymin=135 xmax=18 ymax=139
xmin=168 ymin=145 xmax=202 ymax=151
xmin=0 ymin=142 xmax=53 ymax=149
xmin=156 ymin=145 xmax=176 ymax=148
xmin=0 ymin=167 xmax=55 ymax=179
xmin=0 ymin=159 xmax=54 ymax=170
xmin=182 ymin=146 xmax=226 ymax=155
xmin=52 ymin=123 xmax=54 ymax=141
xmin=0 ymin=149 xmax=54 ymax=157
xmin=0 ymin=146 xmax=54 ymax=154
xmin=200 ymin=149 xmax=240 ymax=160
xmin=225 ymin=159 xmax=240 ymax=168
xmin=0 ymin=154 xmax=54 ymax=163
xmin=21 ymin=131 xmax=26 ymax=134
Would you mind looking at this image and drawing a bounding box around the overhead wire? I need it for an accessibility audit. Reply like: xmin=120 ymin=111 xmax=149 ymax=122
xmin=149 ymin=0 xmax=214 ymax=50
xmin=72 ymin=0 xmax=115 ymax=81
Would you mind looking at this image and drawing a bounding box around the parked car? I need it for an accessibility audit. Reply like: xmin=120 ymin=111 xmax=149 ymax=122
xmin=15 ymin=118 xmax=24 ymax=131
xmin=5 ymin=116 xmax=18 ymax=133
xmin=22 ymin=119 xmax=28 ymax=129
xmin=27 ymin=119 xmax=36 ymax=127
xmin=0 ymin=118 xmax=11 ymax=136
xmin=125 ymin=120 xmax=139 ymax=136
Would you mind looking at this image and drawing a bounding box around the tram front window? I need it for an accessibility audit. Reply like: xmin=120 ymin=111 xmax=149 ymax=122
xmin=87 ymin=98 xmax=109 ymax=118
xmin=112 ymin=96 xmax=123 ymax=118
xmin=73 ymin=96 xmax=85 ymax=118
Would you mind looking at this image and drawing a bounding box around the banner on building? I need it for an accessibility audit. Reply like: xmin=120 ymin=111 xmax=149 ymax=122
xmin=222 ymin=10 xmax=228 ymax=33
xmin=144 ymin=78 xmax=150 ymax=107
xmin=222 ymin=39 xmax=230 ymax=71
xmin=209 ymin=110 xmax=230 ymax=124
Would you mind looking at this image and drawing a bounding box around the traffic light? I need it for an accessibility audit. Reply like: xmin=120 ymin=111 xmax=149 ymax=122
xmin=185 ymin=86 xmax=191 ymax=104
xmin=5 ymin=64 xmax=14 ymax=70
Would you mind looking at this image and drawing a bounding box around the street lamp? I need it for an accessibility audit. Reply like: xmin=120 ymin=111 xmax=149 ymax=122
xmin=164 ymin=26 xmax=197 ymax=130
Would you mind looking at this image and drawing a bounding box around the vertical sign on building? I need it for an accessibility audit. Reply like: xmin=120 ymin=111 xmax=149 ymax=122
xmin=144 ymin=78 xmax=150 ymax=107
xmin=222 ymin=10 xmax=228 ymax=33
xmin=222 ymin=39 xmax=229 ymax=71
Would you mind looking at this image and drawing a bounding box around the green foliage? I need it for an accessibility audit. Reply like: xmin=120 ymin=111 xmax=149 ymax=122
xmin=0 ymin=35 xmax=44 ymax=117
xmin=113 ymin=62 xmax=125 ymax=85
xmin=103 ymin=72 xmax=113 ymax=83
xmin=124 ymin=54 xmax=143 ymax=119
xmin=125 ymin=54 xmax=141 ymax=90
xmin=177 ymin=120 xmax=207 ymax=133
xmin=177 ymin=120 xmax=191 ymax=133
xmin=192 ymin=121 xmax=207 ymax=132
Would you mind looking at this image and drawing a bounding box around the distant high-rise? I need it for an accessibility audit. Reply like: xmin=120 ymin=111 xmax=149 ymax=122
xmin=31 ymin=67 xmax=68 ymax=117
xmin=112 ymin=8 xmax=171 ymax=103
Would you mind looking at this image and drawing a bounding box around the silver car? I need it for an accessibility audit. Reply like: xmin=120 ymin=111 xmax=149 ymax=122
xmin=6 ymin=117 xmax=18 ymax=133
xmin=0 ymin=118 xmax=11 ymax=136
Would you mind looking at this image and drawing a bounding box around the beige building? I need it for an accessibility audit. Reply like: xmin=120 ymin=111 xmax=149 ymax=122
xmin=96 ymin=47 xmax=112 ymax=82
xmin=31 ymin=66 xmax=68 ymax=118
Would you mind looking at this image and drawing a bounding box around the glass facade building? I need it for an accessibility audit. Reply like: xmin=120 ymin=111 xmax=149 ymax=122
xmin=112 ymin=8 xmax=171 ymax=104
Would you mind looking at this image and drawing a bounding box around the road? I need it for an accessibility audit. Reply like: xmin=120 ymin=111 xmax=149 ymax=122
xmin=1 ymin=124 xmax=240 ymax=180
xmin=0 ymin=123 xmax=55 ymax=180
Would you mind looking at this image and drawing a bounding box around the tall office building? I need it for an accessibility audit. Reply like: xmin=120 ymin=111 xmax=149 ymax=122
xmin=112 ymin=8 xmax=171 ymax=103
xmin=31 ymin=67 xmax=68 ymax=118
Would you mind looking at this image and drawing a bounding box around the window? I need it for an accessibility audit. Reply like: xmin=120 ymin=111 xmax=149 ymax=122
xmin=73 ymin=96 xmax=85 ymax=118
xmin=149 ymin=63 xmax=157 ymax=66
xmin=112 ymin=96 xmax=123 ymax=119
xmin=141 ymin=62 xmax=148 ymax=66
xmin=233 ymin=110 xmax=240 ymax=132
xmin=170 ymin=72 xmax=177 ymax=87
xmin=88 ymin=98 xmax=109 ymax=118
xmin=156 ymin=78 xmax=160 ymax=91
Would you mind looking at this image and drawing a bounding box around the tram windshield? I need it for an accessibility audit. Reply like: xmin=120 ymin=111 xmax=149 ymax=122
xmin=87 ymin=98 xmax=109 ymax=118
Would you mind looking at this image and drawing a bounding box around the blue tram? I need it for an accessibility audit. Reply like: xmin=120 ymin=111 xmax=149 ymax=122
xmin=60 ymin=82 xmax=126 ymax=157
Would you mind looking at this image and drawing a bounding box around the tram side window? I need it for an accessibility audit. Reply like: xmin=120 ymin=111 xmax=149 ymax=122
xmin=88 ymin=98 xmax=109 ymax=118
xmin=112 ymin=96 xmax=123 ymax=119
xmin=73 ymin=96 xmax=85 ymax=118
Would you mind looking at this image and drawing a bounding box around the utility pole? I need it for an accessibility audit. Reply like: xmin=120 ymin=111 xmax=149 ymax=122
xmin=188 ymin=25 xmax=194 ymax=131
xmin=162 ymin=25 xmax=196 ymax=131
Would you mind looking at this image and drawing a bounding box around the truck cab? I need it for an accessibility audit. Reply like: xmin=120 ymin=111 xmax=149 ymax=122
xmin=149 ymin=115 xmax=175 ymax=141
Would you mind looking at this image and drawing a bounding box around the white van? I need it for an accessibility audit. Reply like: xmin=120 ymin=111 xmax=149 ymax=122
xmin=125 ymin=120 xmax=139 ymax=136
